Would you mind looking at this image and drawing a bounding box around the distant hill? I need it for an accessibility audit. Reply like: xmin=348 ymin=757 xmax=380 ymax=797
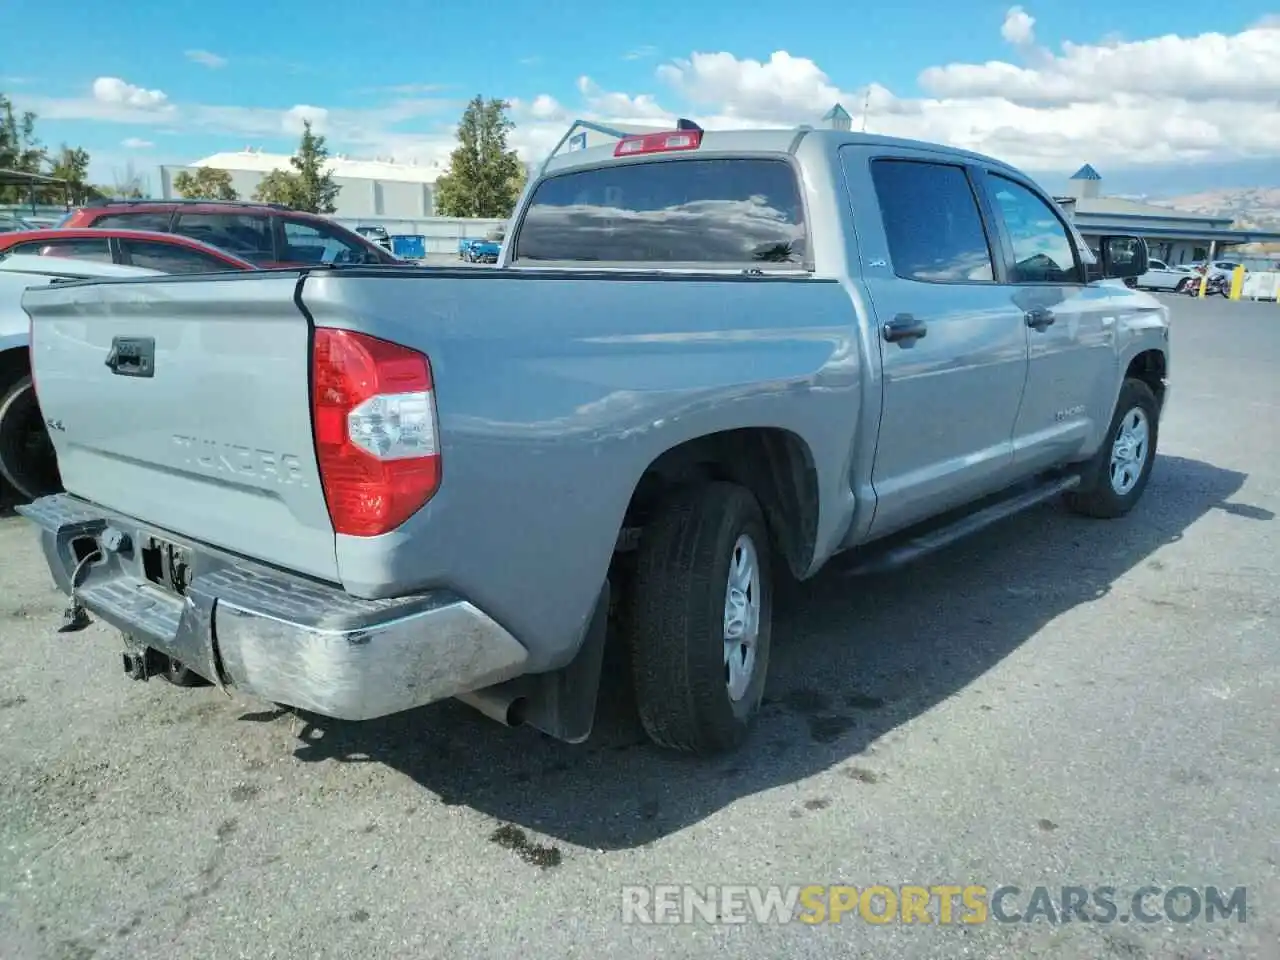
xmin=1152 ymin=188 xmax=1280 ymax=232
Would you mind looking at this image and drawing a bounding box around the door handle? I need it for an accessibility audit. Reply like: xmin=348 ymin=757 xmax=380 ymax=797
xmin=1025 ymin=307 xmax=1055 ymax=331
xmin=883 ymin=313 xmax=928 ymax=344
xmin=104 ymin=336 xmax=156 ymax=378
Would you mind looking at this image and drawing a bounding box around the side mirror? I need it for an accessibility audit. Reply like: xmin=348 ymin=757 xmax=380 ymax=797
xmin=1098 ymin=235 xmax=1148 ymax=279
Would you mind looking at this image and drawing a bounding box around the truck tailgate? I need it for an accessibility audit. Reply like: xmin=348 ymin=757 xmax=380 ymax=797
xmin=23 ymin=273 xmax=339 ymax=582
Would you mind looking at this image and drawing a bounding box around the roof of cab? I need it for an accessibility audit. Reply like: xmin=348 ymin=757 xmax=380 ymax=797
xmin=538 ymin=126 xmax=1016 ymax=177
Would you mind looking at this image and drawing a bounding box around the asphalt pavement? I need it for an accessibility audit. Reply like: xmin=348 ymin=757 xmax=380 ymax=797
xmin=1 ymin=294 xmax=1277 ymax=960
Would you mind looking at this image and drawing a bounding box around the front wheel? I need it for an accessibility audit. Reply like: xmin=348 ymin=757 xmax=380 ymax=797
xmin=624 ymin=482 xmax=773 ymax=754
xmin=0 ymin=375 xmax=62 ymax=502
xmin=1065 ymin=378 xmax=1159 ymax=519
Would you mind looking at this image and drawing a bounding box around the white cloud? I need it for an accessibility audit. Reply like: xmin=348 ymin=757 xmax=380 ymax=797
xmin=529 ymin=94 xmax=565 ymax=121
xmin=624 ymin=45 xmax=659 ymax=61
xmin=576 ymin=75 xmax=668 ymax=121
xmin=920 ymin=22 xmax=1280 ymax=105
xmin=121 ymin=137 xmax=153 ymax=149
xmin=1001 ymin=6 xmax=1036 ymax=46
xmin=92 ymin=77 xmax=169 ymax=109
xmin=185 ymin=49 xmax=227 ymax=69
xmin=645 ymin=22 xmax=1280 ymax=171
xmin=282 ymin=104 xmax=329 ymax=135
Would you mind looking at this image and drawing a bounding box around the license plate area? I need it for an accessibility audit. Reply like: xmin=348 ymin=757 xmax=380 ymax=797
xmin=141 ymin=535 xmax=194 ymax=597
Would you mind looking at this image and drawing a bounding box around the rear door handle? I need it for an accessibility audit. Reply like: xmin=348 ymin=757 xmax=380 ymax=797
xmin=1025 ymin=307 xmax=1055 ymax=331
xmin=883 ymin=313 xmax=928 ymax=344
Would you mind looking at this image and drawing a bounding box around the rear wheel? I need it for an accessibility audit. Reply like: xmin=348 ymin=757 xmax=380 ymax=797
xmin=624 ymin=482 xmax=773 ymax=754
xmin=0 ymin=375 xmax=61 ymax=502
xmin=161 ymin=658 xmax=212 ymax=687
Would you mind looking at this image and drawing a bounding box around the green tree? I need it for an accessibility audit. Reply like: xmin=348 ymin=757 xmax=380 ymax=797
xmin=252 ymin=168 xmax=302 ymax=206
xmin=433 ymin=96 xmax=523 ymax=218
xmin=172 ymin=166 xmax=238 ymax=200
xmin=46 ymin=145 xmax=94 ymax=203
xmin=249 ymin=121 xmax=340 ymax=212
xmin=0 ymin=92 xmax=47 ymax=203
xmin=288 ymin=120 xmax=340 ymax=213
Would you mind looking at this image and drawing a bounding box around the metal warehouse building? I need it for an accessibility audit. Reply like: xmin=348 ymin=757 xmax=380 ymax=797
xmin=1056 ymin=164 xmax=1280 ymax=265
xmin=158 ymin=149 xmax=444 ymax=220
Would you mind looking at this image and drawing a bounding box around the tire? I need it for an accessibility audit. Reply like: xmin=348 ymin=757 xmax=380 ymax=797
xmin=625 ymin=481 xmax=773 ymax=754
xmin=160 ymin=656 xmax=212 ymax=687
xmin=1065 ymin=378 xmax=1159 ymax=519
xmin=0 ymin=375 xmax=62 ymax=502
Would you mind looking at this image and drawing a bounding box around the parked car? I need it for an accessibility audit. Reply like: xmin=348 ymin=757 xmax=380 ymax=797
xmin=0 ymin=214 xmax=36 ymax=233
xmin=0 ymin=256 xmax=166 ymax=501
xmin=354 ymin=225 xmax=392 ymax=251
xmin=0 ymin=227 xmax=258 ymax=273
xmin=59 ymin=199 xmax=400 ymax=268
xmin=1135 ymin=258 xmax=1195 ymax=291
xmin=16 ymin=124 xmax=1166 ymax=756
xmin=458 ymin=228 xmax=504 ymax=263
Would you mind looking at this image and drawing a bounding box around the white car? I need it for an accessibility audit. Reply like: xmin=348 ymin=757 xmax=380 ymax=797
xmin=1135 ymin=258 xmax=1197 ymax=291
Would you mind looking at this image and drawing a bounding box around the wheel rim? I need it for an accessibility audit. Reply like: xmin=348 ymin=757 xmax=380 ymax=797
xmin=723 ymin=533 xmax=761 ymax=702
xmin=1109 ymin=406 xmax=1150 ymax=496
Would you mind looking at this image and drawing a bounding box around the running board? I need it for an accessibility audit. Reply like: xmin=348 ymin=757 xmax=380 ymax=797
xmin=839 ymin=473 xmax=1081 ymax=576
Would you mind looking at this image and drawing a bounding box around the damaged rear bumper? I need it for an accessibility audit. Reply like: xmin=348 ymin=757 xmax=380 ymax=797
xmin=16 ymin=493 xmax=528 ymax=721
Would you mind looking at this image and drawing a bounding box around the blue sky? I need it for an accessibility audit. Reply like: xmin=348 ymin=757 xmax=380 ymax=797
xmin=3 ymin=0 xmax=1279 ymax=196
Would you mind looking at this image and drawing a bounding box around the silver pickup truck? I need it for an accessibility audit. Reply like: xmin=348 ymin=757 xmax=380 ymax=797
xmin=17 ymin=124 xmax=1168 ymax=756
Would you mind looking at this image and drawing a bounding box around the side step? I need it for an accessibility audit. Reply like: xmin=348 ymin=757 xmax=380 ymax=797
xmin=839 ymin=473 xmax=1081 ymax=576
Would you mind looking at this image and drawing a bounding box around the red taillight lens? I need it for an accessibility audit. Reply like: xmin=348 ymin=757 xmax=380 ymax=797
xmin=614 ymin=129 xmax=703 ymax=157
xmin=312 ymin=328 xmax=440 ymax=537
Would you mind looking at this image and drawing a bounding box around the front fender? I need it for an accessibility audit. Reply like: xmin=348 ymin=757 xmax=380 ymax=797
xmin=1113 ymin=291 xmax=1170 ymax=415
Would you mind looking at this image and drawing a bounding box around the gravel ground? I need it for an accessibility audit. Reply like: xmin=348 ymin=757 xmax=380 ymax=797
xmin=0 ymin=294 xmax=1277 ymax=960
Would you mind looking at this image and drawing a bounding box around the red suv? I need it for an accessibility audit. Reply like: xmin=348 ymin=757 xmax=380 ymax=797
xmin=59 ymin=199 xmax=399 ymax=267
xmin=0 ymin=227 xmax=257 ymax=272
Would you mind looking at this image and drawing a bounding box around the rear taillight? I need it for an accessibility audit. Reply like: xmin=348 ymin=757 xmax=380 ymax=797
xmin=311 ymin=328 xmax=440 ymax=537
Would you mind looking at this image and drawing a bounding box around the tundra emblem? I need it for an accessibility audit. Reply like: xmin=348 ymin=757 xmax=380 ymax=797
xmin=172 ymin=435 xmax=308 ymax=486
xmin=1055 ymin=405 xmax=1086 ymax=422
xmin=45 ymin=418 xmax=66 ymax=432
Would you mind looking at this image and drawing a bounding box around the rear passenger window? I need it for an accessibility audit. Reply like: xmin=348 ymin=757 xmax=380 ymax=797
xmin=870 ymin=160 xmax=994 ymax=282
xmin=121 ymin=239 xmax=233 ymax=273
xmin=9 ymin=237 xmax=113 ymax=263
xmin=987 ymin=175 xmax=1080 ymax=283
xmin=92 ymin=212 xmax=172 ymax=232
xmin=514 ymin=158 xmax=807 ymax=265
xmin=173 ymin=213 xmax=274 ymax=262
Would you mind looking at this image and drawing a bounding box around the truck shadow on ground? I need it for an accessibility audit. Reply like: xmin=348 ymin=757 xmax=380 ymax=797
xmin=280 ymin=454 xmax=1266 ymax=851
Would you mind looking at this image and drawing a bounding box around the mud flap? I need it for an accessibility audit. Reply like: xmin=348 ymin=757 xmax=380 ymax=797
xmin=469 ymin=580 xmax=611 ymax=744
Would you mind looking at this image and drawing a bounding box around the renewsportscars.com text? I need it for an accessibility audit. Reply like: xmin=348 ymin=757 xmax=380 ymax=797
xmin=620 ymin=884 xmax=1247 ymax=925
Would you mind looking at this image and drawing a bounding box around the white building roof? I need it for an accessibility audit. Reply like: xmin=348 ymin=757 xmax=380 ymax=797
xmin=192 ymin=150 xmax=443 ymax=184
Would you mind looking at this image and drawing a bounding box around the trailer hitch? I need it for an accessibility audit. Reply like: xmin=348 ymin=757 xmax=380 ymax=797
xmin=121 ymin=647 xmax=170 ymax=681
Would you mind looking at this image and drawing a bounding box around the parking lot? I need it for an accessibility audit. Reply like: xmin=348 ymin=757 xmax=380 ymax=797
xmin=1 ymin=294 xmax=1277 ymax=960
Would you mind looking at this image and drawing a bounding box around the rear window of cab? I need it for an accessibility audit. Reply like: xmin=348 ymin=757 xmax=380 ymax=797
xmin=513 ymin=157 xmax=808 ymax=267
